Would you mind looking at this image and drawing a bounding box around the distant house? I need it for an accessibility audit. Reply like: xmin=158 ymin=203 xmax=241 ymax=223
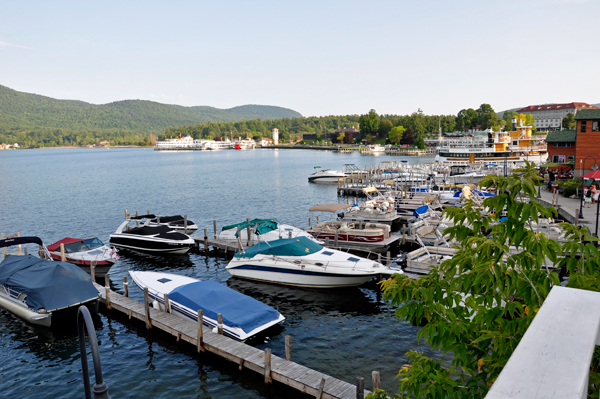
xmin=545 ymin=130 xmax=576 ymax=164
xmin=99 ymin=140 xmax=110 ymax=146
xmin=12 ymin=143 xmax=20 ymax=148
xmin=0 ymin=143 xmax=9 ymax=150
xmin=260 ymin=137 xmax=273 ymax=146
xmin=574 ymin=109 xmax=600 ymax=176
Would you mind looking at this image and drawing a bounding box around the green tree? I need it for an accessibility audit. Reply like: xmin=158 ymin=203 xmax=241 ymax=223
xmin=380 ymin=162 xmax=600 ymax=398
xmin=477 ymin=103 xmax=499 ymax=130
xmin=336 ymin=132 xmax=345 ymax=143
xmin=379 ymin=119 xmax=393 ymax=137
xmin=562 ymin=112 xmax=576 ymax=130
xmin=456 ymin=108 xmax=479 ymax=131
xmin=359 ymin=109 xmax=380 ymax=137
xmin=388 ymin=125 xmax=406 ymax=145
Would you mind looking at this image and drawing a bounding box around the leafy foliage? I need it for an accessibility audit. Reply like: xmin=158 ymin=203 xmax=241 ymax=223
xmin=380 ymin=162 xmax=600 ymax=398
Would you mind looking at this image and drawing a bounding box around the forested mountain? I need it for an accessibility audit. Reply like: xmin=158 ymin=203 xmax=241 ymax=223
xmin=0 ymin=84 xmax=301 ymax=146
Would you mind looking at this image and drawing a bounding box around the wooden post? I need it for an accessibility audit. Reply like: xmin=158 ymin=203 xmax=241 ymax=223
xmin=144 ymin=287 xmax=151 ymax=329
xmin=105 ymin=277 xmax=111 ymax=310
xmin=356 ymin=377 xmax=365 ymax=399
xmin=125 ymin=209 xmax=128 ymax=220
xmin=164 ymin=293 xmax=170 ymax=313
xmin=334 ymin=230 xmax=338 ymax=247
xmin=217 ymin=313 xmax=224 ymax=335
xmin=246 ymin=218 xmax=251 ymax=246
xmin=372 ymin=371 xmax=380 ymax=392
xmin=378 ymin=253 xmax=382 ymax=264
xmin=386 ymin=251 xmax=391 ymax=267
xmin=264 ymin=348 xmax=272 ymax=384
xmin=157 ymin=215 xmax=160 ymax=224
xmin=213 ymin=220 xmax=217 ymax=239
xmin=203 ymin=228 xmax=209 ymax=252
xmin=1 ymin=233 xmax=5 ymax=258
xmin=325 ymin=237 xmax=330 ymax=248
xmin=316 ymin=377 xmax=326 ymax=399
xmin=197 ymin=309 xmax=204 ymax=352
xmin=316 ymin=216 xmax=320 ymax=224
xmin=124 ymin=276 xmax=129 ymax=297
xmin=90 ymin=261 xmax=96 ymax=283
xmin=184 ymin=215 xmax=188 ymax=235
xmin=60 ymin=243 xmax=66 ymax=262
xmin=285 ymin=335 xmax=292 ymax=361
xmin=308 ymin=217 xmax=312 ymax=228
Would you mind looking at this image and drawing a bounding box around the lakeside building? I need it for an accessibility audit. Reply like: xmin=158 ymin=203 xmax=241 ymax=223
xmin=574 ymin=109 xmax=600 ymax=176
xmin=517 ymin=103 xmax=599 ymax=131
xmin=545 ymin=130 xmax=576 ymax=164
xmin=260 ymin=137 xmax=273 ymax=146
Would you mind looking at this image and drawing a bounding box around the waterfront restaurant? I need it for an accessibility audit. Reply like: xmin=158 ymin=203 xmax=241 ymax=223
xmin=575 ymin=109 xmax=600 ymax=176
xmin=545 ymin=130 xmax=576 ymax=164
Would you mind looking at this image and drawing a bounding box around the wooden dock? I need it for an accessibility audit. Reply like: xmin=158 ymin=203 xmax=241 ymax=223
xmin=94 ymin=281 xmax=373 ymax=399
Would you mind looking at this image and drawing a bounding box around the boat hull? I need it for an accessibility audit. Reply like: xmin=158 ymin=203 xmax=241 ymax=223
xmin=109 ymin=236 xmax=194 ymax=254
xmin=0 ymin=293 xmax=52 ymax=327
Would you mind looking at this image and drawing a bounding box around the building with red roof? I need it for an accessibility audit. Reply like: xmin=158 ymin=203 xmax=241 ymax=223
xmin=516 ymin=102 xmax=599 ymax=131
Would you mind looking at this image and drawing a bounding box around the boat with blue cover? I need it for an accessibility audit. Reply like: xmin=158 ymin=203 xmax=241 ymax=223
xmin=0 ymin=236 xmax=100 ymax=327
xmin=226 ymin=236 xmax=402 ymax=288
xmin=129 ymin=271 xmax=285 ymax=341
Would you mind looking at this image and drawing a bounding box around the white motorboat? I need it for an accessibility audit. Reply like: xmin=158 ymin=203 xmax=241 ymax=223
xmin=368 ymin=144 xmax=386 ymax=153
xmin=47 ymin=237 xmax=119 ymax=277
xmin=129 ymin=271 xmax=285 ymax=341
xmin=109 ymin=214 xmax=195 ymax=254
xmin=226 ymin=237 xmax=402 ymax=288
xmin=218 ymin=218 xmax=322 ymax=246
xmin=148 ymin=215 xmax=198 ymax=234
xmin=0 ymin=236 xmax=99 ymax=327
xmin=308 ymin=166 xmax=347 ymax=183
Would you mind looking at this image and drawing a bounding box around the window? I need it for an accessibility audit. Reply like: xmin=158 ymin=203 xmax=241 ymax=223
xmin=581 ymin=121 xmax=587 ymax=132
xmin=512 ymin=140 xmax=518 ymax=146
xmin=593 ymin=121 xmax=600 ymax=132
xmin=552 ymin=143 xmax=571 ymax=148
xmin=552 ymin=155 xmax=566 ymax=163
xmin=567 ymin=155 xmax=575 ymax=162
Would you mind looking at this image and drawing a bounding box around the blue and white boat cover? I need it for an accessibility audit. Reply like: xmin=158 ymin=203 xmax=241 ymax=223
xmin=234 ymin=237 xmax=322 ymax=259
xmin=168 ymin=280 xmax=281 ymax=334
xmin=0 ymin=255 xmax=98 ymax=311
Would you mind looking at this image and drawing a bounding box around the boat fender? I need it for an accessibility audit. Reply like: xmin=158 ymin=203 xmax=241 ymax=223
xmin=153 ymin=300 xmax=160 ymax=310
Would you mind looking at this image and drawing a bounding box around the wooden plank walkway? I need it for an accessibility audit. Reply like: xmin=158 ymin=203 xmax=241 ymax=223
xmin=94 ymin=283 xmax=370 ymax=399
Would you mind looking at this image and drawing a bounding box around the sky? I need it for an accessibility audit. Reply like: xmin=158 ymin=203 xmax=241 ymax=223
xmin=1 ymin=0 xmax=599 ymax=117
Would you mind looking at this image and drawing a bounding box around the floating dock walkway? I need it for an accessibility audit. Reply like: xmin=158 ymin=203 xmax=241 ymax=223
xmin=93 ymin=281 xmax=374 ymax=399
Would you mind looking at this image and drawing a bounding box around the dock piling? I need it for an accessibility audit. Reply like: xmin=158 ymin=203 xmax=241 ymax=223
xmin=264 ymin=348 xmax=272 ymax=384
xmin=217 ymin=314 xmax=223 ymax=335
xmin=60 ymin=243 xmax=66 ymax=262
xmin=317 ymin=377 xmax=326 ymax=398
xmin=123 ymin=276 xmax=128 ymax=297
xmin=197 ymin=310 xmax=204 ymax=352
xmin=213 ymin=220 xmax=217 ymax=239
xmin=105 ymin=276 xmax=111 ymax=310
xmin=184 ymin=215 xmax=188 ymax=235
xmin=356 ymin=377 xmax=365 ymax=399
xmin=90 ymin=261 xmax=96 ymax=283
xmin=164 ymin=293 xmax=170 ymax=313
xmin=372 ymin=371 xmax=380 ymax=391
xmin=246 ymin=218 xmax=251 ymax=246
xmin=285 ymin=335 xmax=292 ymax=361
xmin=386 ymin=251 xmax=391 ymax=267
xmin=144 ymin=287 xmax=151 ymax=329
xmin=203 ymin=228 xmax=209 ymax=252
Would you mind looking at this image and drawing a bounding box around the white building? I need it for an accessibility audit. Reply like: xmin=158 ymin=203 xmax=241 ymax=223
xmin=272 ymin=128 xmax=279 ymax=145
xmin=517 ymin=102 xmax=599 ymax=131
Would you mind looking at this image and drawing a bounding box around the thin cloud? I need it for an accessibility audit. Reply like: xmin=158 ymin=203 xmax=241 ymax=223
xmin=0 ymin=40 xmax=29 ymax=49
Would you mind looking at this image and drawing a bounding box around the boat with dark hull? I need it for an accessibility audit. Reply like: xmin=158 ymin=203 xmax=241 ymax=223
xmin=109 ymin=214 xmax=195 ymax=254
xmin=0 ymin=236 xmax=99 ymax=327
xmin=148 ymin=215 xmax=198 ymax=234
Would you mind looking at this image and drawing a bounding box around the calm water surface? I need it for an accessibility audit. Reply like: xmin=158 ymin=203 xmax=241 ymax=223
xmin=0 ymin=148 xmax=445 ymax=398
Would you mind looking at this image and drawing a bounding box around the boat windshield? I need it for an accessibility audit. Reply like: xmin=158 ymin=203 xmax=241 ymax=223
xmin=64 ymin=238 xmax=104 ymax=253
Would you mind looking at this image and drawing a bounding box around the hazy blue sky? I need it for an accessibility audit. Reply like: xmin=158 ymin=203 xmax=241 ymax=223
xmin=1 ymin=0 xmax=598 ymax=117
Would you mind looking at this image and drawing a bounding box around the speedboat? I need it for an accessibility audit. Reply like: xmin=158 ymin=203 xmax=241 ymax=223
xmin=0 ymin=236 xmax=99 ymax=327
xmin=129 ymin=271 xmax=284 ymax=341
xmin=47 ymin=237 xmax=119 ymax=277
xmin=218 ymin=218 xmax=322 ymax=246
xmin=109 ymin=214 xmax=195 ymax=254
xmin=148 ymin=215 xmax=198 ymax=234
xmin=226 ymin=237 xmax=402 ymax=288
xmin=308 ymin=166 xmax=347 ymax=183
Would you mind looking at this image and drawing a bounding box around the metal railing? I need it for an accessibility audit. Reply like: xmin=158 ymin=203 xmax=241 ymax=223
xmin=78 ymin=306 xmax=111 ymax=399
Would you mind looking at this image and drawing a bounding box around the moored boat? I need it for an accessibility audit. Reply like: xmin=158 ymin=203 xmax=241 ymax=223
xmin=0 ymin=236 xmax=99 ymax=327
xmin=47 ymin=237 xmax=118 ymax=277
xmin=218 ymin=218 xmax=321 ymax=246
xmin=129 ymin=271 xmax=285 ymax=341
xmin=148 ymin=215 xmax=198 ymax=234
xmin=226 ymin=237 xmax=402 ymax=288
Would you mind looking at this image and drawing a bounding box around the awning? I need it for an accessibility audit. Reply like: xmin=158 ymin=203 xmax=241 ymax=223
xmin=363 ymin=187 xmax=378 ymax=193
xmin=308 ymin=203 xmax=352 ymax=213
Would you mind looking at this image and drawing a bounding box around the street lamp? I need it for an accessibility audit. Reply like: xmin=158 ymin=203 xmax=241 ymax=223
xmin=579 ymin=156 xmax=599 ymax=219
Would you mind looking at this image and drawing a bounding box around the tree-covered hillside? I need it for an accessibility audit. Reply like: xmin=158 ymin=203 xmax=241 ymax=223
xmin=0 ymin=84 xmax=301 ymax=144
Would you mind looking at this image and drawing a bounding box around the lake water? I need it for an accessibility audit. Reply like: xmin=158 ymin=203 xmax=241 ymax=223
xmin=0 ymin=148 xmax=445 ymax=398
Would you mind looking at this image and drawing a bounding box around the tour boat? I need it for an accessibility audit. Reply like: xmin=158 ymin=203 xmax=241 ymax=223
xmin=435 ymin=124 xmax=547 ymax=165
xmin=226 ymin=237 xmax=402 ymax=288
xmin=205 ymin=140 xmax=233 ymax=150
xmin=109 ymin=214 xmax=195 ymax=254
xmin=148 ymin=215 xmax=198 ymax=234
xmin=129 ymin=271 xmax=285 ymax=341
xmin=47 ymin=237 xmax=119 ymax=277
xmin=218 ymin=218 xmax=321 ymax=246
xmin=0 ymin=236 xmax=99 ymax=327
xmin=233 ymin=138 xmax=257 ymax=150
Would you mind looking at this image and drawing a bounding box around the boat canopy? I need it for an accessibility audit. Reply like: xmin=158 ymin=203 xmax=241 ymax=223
xmin=168 ymin=280 xmax=281 ymax=334
xmin=234 ymin=237 xmax=322 ymax=259
xmin=151 ymin=215 xmax=188 ymax=223
xmin=308 ymin=204 xmax=351 ymax=213
xmin=129 ymin=214 xmax=156 ymax=220
xmin=0 ymin=255 xmax=98 ymax=311
xmin=0 ymin=236 xmax=44 ymax=249
xmin=222 ymin=218 xmax=280 ymax=237
xmin=47 ymin=237 xmax=88 ymax=252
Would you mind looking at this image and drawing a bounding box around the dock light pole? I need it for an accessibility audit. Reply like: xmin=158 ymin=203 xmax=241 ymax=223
xmin=579 ymin=156 xmax=598 ymax=219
